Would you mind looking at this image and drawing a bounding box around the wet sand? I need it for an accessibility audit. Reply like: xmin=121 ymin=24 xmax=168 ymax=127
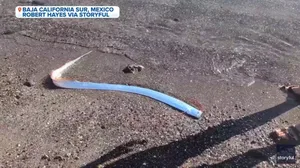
xmin=1 ymin=0 xmax=300 ymax=167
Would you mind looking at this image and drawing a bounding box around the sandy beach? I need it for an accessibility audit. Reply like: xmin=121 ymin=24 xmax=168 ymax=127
xmin=1 ymin=0 xmax=300 ymax=167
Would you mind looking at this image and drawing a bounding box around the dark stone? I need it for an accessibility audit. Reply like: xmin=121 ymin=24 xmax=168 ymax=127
xmin=23 ymin=81 xmax=32 ymax=87
xmin=53 ymin=155 xmax=63 ymax=161
xmin=41 ymin=154 xmax=49 ymax=160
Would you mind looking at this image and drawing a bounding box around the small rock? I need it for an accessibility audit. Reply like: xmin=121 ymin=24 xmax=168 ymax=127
xmin=53 ymin=155 xmax=63 ymax=161
xmin=23 ymin=81 xmax=32 ymax=87
xmin=41 ymin=154 xmax=49 ymax=160
xmin=123 ymin=64 xmax=144 ymax=74
xmin=173 ymin=18 xmax=179 ymax=22
xmin=65 ymin=153 xmax=72 ymax=158
xmin=19 ymin=0 xmax=45 ymax=5
xmin=97 ymin=165 xmax=104 ymax=168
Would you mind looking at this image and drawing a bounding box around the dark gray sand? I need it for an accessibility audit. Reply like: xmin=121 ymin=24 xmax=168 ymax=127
xmin=1 ymin=0 xmax=300 ymax=167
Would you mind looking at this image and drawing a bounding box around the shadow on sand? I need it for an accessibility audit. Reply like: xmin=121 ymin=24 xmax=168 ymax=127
xmin=82 ymin=95 xmax=299 ymax=167
xmin=42 ymin=75 xmax=59 ymax=89
xmin=197 ymin=144 xmax=277 ymax=168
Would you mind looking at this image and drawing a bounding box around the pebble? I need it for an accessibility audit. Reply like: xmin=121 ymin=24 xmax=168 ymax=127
xmin=53 ymin=155 xmax=63 ymax=161
xmin=41 ymin=154 xmax=49 ymax=160
xmin=19 ymin=0 xmax=45 ymax=5
xmin=23 ymin=81 xmax=33 ymax=87
xmin=65 ymin=153 xmax=72 ymax=158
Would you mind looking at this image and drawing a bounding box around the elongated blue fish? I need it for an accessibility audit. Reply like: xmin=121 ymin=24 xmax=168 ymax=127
xmin=51 ymin=51 xmax=202 ymax=118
